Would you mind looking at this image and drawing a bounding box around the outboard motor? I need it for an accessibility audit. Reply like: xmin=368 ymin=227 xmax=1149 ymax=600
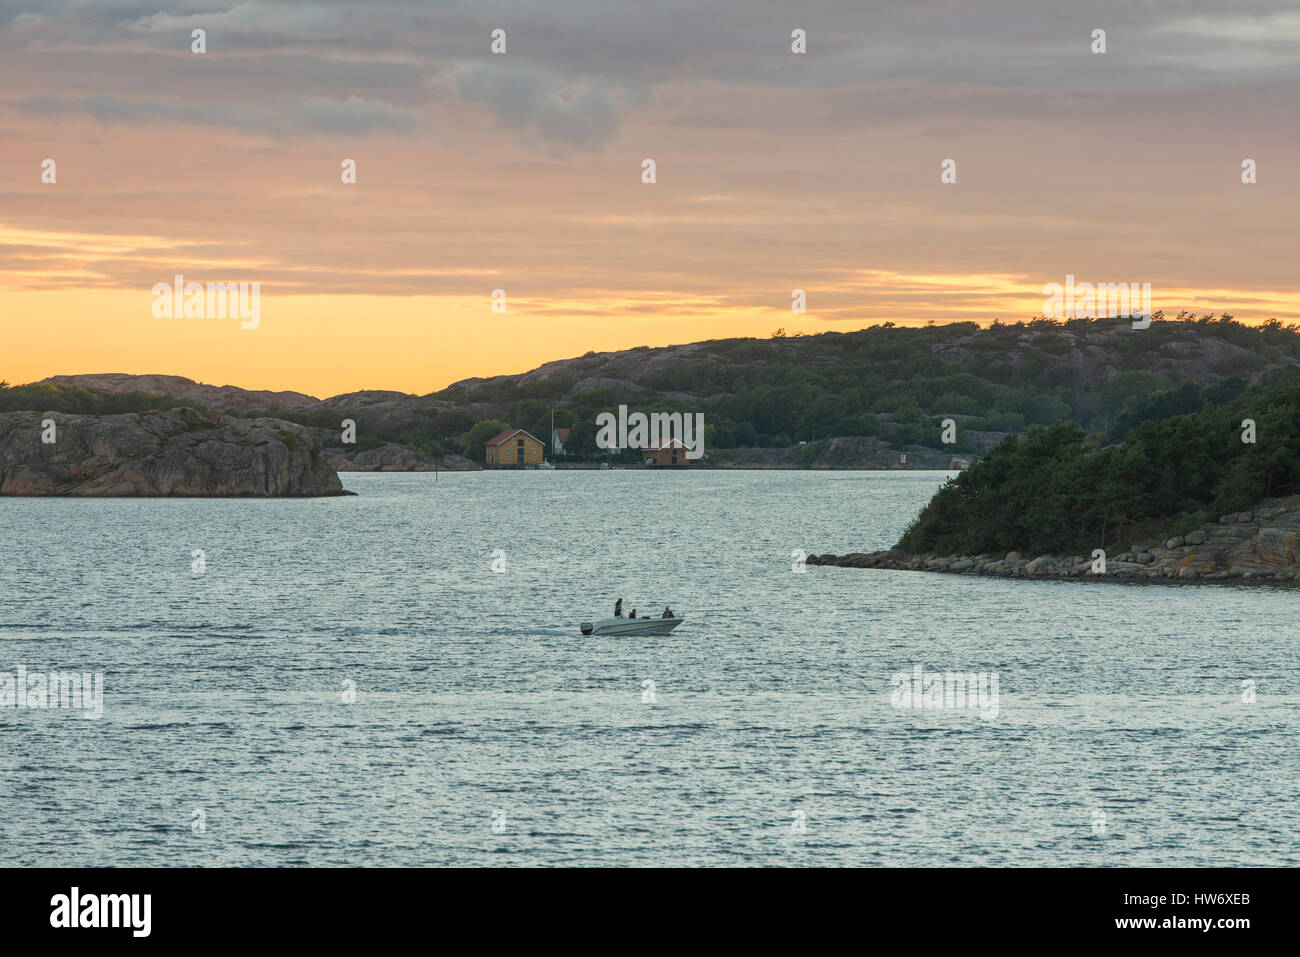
xmin=579 ymin=622 xmax=594 ymax=636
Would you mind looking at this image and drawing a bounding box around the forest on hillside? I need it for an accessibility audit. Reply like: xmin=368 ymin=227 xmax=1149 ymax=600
xmin=898 ymin=378 xmax=1300 ymax=556
xmin=7 ymin=314 xmax=1300 ymax=464
xmin=425 ymin=314 xmax=1300 ymax=460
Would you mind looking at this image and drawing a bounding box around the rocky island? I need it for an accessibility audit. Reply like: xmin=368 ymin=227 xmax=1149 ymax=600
xmin=0 ymin=409 xmax=348 ymax=496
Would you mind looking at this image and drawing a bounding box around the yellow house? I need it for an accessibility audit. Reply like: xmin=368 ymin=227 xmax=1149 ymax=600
xmin=485 ymin=428 xmax=545 ymax=468
xmin=643 ymin=438 xmax=692 ymax=467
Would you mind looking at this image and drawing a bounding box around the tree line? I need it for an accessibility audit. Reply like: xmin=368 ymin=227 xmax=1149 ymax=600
xmin=898 ymin=378 xmax=1300 ymax=556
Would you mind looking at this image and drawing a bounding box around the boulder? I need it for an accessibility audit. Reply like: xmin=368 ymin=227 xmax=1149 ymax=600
xmin=1254 ymin=528 xmax=1296 ymax=564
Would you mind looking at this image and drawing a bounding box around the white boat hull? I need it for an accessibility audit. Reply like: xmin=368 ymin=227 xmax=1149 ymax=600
xmin=581 ymin=616 xmax=684 ymax=636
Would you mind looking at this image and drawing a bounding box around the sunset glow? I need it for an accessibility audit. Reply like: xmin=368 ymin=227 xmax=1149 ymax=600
xmin=3 ymin=3 xmax=1299 ymax=396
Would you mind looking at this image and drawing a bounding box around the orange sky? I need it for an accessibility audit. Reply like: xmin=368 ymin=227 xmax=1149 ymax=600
xmin=3 ymin=3 xmax=1299 ymax=398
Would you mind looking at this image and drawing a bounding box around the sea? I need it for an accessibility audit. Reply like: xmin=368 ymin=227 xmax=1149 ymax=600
xmin=1 ymin=470 xmax=1295 ymax=866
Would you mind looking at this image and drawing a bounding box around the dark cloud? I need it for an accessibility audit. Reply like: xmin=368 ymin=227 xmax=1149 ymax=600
xmin=454 ymin=66 xmax=628 ymax=151
xmin=2 ymin=0 xmax=1297 ymax=151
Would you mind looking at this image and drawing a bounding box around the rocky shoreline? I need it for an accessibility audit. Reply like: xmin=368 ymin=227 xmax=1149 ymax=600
xmin=321 ymin=443 xmax=479 ymax=472
xmin=0 ymin=409 xmax=348 ymax=496
xmin=808 ymin=497 xmax=1300 ymax=586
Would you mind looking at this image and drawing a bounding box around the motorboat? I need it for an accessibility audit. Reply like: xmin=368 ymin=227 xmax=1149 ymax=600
xmin=580 ymin=615 xmax=684 ymax=636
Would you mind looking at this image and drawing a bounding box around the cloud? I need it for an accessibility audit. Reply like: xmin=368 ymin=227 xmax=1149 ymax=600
xmin=454 ymin=66 xmax=629 ymax=151
xmin=1 ymin=0 xmax=1299 ymax=320
xmin=1158 ymin=11 xmax=1300 ymax=42
xmin=10 ymin=93 xmax=418 ymax=136
xmin=128 ymin=2 xmax=350 ymax=36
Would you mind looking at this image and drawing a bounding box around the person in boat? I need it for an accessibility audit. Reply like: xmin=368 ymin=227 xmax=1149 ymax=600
xmin=662 ymin=607 xmax=673 ymax=618
xmin=629 ymin=608 xmax=636 ymax=619
xmin=614 ymin=598 xmax=624 ymax=618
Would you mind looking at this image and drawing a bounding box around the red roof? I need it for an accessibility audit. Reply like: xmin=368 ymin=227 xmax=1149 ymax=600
xmin=646 ymin=438 xmax=690 ymax=450
xmin=555 ymin=427 xmax=571 ymax=442
xmin=485 ymin=428 xmax=541 ymax=446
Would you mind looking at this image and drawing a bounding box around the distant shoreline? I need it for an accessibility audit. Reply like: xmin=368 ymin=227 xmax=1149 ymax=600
xmin=334 ymin=462 xmax=961 ymax=472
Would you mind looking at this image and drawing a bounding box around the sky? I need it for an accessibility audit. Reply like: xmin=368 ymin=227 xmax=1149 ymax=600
xmin=2 ymin=0 xmax=1299 ymax=398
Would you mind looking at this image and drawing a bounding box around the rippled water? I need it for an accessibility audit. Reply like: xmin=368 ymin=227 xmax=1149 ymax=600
xmin=1 ymin=471 xmax=1296 ymax=866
